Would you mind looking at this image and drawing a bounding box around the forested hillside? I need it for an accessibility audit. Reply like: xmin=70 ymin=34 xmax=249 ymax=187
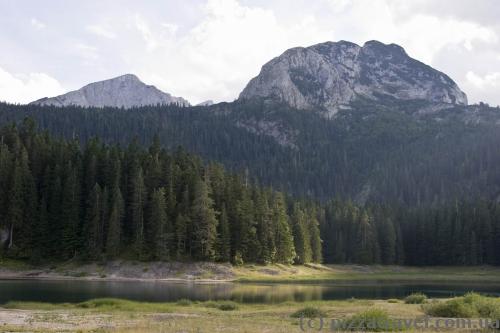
xmin=1 ymin=100 xmax=500 ymax=206
xmin=1 ymin=120 xmax=499 ymax=265
xmin=0 ymin=119 xmax=321 ymax=264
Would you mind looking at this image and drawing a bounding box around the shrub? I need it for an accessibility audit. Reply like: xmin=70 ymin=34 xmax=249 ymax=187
xmin=216 ymin=301 xmax=238 ymax=311
xmin=424 ymin=293 xmax=500 ymax=319
xmin=341 ymin=309 xmax=398 ymax=332
xmin=404 ymin=293 xmax=428 ymax=304
xmin=290 ymin=306 xmax=326 ymax=318
xmin=424 ymin=299 xmax=476 ymax=318
xmin=77 ymin=298 xmax=124 ymax=309
xmin=387 ymin=299 xmax=399 ymax=303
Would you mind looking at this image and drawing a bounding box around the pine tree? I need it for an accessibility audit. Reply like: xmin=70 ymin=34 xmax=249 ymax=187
xmin=291 ymin=203 xmax=312 ymax=264
xmin=191 ymin=178 xmax=218 ymax=260
xmin=216 ymin=204 xmax=231 ymax=262
xmin=147 ymin=188 xmax=170 ymax=259
xmin=378 ymin=217 xmax=396 ymax=264
xmin=254 ymin=190 xmax=275 ymax=264
xmin=85 ymin=183 xmax=102 ymax=260
xmin=235 ymin=190 xmax=259 ymax=262
xmin=6 ymin=155 xmax=24 ymax=251
xmin=308 ymin=208 xmax=322 ymax=263
xmin=61 ymin=166 xmax=80 ymax=259
xmin=353 ymin=211 xmax=376 ymax=264
xmin=272 ymin=193 xmax=295 ymax=264
xmin=106 ymin=185 xmax=124 ymax=259
xmin=130 ymin=168 xmax=146 ymax=255
xmin=175 ymin=187 xmax=191 ymax=258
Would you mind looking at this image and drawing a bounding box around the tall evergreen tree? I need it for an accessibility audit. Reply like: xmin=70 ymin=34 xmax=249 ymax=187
xmin=147 ymin=188 xmax=170 ymax=259
xmin=85 ymin=183 xmax=102 ymax=259
xmin=272 ymin=193 xmax=295 ymax=264
xmin=106 ymin=184 xmax=124 ymax=259
xmin=191 ymin=178 xmax=218 ymax=260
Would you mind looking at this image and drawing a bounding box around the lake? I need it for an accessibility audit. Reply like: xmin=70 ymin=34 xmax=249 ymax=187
xmin=1 ymin=279 xmax=499 ymax=304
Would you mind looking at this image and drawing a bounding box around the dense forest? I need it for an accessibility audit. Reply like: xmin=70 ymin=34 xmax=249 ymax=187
xmin=1 ymin=99 xmax=500 ymax=207
xmin=322 ymin=200 xmax=500 ymax=266
xmin=0 ymin=120 xmax=499 ymax=265
xmin=0 ymin=119 xmax=321 ymax=264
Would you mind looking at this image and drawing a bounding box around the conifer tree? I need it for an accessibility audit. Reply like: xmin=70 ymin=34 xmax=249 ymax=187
xmin=291 ymin=203 xmax=312 ymax=264
xmin=216 ymin=204 xmax=231 ymax=262
xmin=6 ymin=155 xmax=24 ymax=250
xmin=130 ymin=168 xmax=146 ymax=255
xmin=308 ymin=208 xmax=323 ymax=263
xmin=272 ymin=193 xmax=295 ymax=264
xmin=85 ymin=183 xmax=102 ymax=259
xmin=106 ymin=184 xmax=124 ymax=259
xmin=191 ymin=178 xmax=218 ymax=260
xmin=147 ymin=188 xmax=170 ymax=259
xmin=61 ymin=167 xmax=80 ymax=259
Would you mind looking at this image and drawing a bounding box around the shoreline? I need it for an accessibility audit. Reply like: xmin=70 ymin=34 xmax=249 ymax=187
xmin=0 ymin=274 xmax=236 ymax=284
xmin=1 ymin=261 xmax=500 ymax=284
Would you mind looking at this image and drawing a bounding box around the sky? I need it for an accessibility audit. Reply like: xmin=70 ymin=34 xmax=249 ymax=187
xmin=0 ymin=0 xmax=499 ymax=106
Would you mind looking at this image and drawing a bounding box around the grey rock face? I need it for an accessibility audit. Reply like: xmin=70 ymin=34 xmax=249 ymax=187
xmin=239 ymin=40 xmax=467 ymax=114
xmin=31 ymin=74 xmax=190 ymax=108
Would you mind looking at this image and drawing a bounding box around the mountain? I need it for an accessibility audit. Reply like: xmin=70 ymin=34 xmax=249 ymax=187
xmin=239 ymin=40 xmax=467 ymax=115
xmin=2 ymin=40 xmax=499 ymax=206
xmin=196 ymin=100 xmax=214 ymax=106
xmin=30 ymin=74 xmax=190 ymax=108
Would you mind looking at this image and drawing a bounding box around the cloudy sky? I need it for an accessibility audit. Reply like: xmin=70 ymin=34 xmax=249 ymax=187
xmin=0 ymin=0 xmax=499 ymax=105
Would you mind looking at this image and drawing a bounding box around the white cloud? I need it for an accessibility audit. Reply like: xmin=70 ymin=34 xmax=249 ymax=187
xmin=161 ymin=23 xmax=178 ymax=35
xmin=463 ymin=71 xmax=500 ymax=105
xmin=466 ymin=71 xmax=500 ymax=89
xmin=30 ymin=18 xmax=45 ymax=30
xmin=74 ymin=43 xmax=99 ymax=60
xmin=133 ymin=0 xmax=334 ymax=104
xmin=319 ymin=0 xmax=497 ymax=64
xmin=86 ymin=25 xmax=116 ymax=39
xmin=0 ymin=67 xmax=65 ymax=104
xmin=134 ymin=15 xmax=159 ymax=52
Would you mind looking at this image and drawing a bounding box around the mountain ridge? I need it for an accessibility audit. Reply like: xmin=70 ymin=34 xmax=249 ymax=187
xmin=31 ymin=74 xmax=190 ymax=108
xmin=239 ymin=40 xmax=467 ymax=115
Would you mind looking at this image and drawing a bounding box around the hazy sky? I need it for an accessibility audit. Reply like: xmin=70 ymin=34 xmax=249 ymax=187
xmin=0 ymin=0 xmax=499 ymax=105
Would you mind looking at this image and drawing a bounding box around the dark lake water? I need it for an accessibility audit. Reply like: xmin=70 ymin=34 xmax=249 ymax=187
xmin=1 ymin=279 xmax=499 ymax=304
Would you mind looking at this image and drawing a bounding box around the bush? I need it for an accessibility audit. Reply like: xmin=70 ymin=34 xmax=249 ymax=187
xmin=341 ymin=309 xmax=398 ymax=332
xmin=491 ymin=308 xmax=500 ymax=330
xmin=424 ymin=293 xmax=500 ymax=319
xmin=387 ymin=299 xmax=399 ymax=303
xmin=290 ymin=306 xmax=326 ymax=318
xmin=404 ymin=293 xmax=428 ymax=304
xmin=424 ymin=299 xmax=476 ymax=318
xmin=216 ymin=301 xmax=238 ymax=311
xmin=77 ymin=298 xmax=124 ymax=309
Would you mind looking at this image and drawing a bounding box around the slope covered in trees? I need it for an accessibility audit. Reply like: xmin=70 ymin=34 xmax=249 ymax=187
xmin=0 ymin=119 xmax=322 ymax=264
xmin=1 ymin=99 xmax=500 ymax=207
xmin=0 ymin=120 xmax=499 ymax=266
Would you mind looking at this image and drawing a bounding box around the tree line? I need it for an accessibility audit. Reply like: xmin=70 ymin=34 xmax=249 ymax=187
xmin=0 ymin=119 xmax=498 ymax=265
xmin=0 ymin=119 xmax=321 ymax=264
xmin=321 ymin=200 xmax=500 ymax=265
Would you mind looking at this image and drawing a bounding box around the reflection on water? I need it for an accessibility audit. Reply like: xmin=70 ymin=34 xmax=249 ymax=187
xmin=0 ymin=279 xmax=499 ymax=304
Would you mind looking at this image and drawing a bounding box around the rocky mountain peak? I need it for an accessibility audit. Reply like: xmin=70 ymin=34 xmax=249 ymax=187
xmin=239 ymin=40 xmax=467 ymax=115
xmin=31 ymin=74 xmax=190 ymax=108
